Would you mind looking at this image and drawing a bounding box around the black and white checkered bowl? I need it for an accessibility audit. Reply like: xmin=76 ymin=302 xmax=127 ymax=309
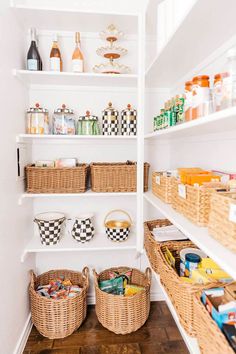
xmin=34 ymin=212 xmax=66 ymax=246
xmin=104 ymin=209 xmax=132 ymax=242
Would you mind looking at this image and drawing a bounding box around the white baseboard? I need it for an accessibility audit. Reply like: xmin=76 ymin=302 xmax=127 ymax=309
xmin=13 ymin=313 xmax=32 ymax=354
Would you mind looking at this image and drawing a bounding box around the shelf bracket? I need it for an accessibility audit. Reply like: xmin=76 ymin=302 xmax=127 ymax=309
xmin=21 ymin=249 xmax=28 ymax=263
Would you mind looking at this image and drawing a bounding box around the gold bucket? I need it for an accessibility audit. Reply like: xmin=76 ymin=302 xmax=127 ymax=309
xmin=104 ymin=209 xmax=132 ymax=242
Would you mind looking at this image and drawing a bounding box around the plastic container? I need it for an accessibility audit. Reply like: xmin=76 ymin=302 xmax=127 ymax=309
xmin=192 ymin=75 xmax=211 ymax=119
xmin=185 ymin=253 xmax=201 ymax=277
xmin=213 ymin=72 xmax=229 ymax=111
xmin=180 ymin=248 xmax=207 ymax=276
xmin=26 ymin=103 xmax=49 ymax=134
xmin=222 ymin=48 xmax=236 ymax=108
xmin=184 ymin=81 xmax=193 ymax=121
xmin=53 ymin=104 xmax=76 ymax=135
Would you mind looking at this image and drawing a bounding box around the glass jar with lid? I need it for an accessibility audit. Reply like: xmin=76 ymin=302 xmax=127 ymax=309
xmin=192 ymin=75 xmax=211 ymax=119
xmin=77 ymin=111 xmax=100 ymax=135
xmin=184 ymin=81 xmax=193 ymax=121
xmin=52 ymin=104 xmax=76 ymax=135
xmin=26 ymin=103 xmax=49 ymax=134
xmin=102 ymin=102 xmax=119 ymax=135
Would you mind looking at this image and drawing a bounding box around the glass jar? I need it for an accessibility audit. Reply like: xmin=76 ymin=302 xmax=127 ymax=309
xmin=121 ymin=104 xmax=137 ymax=135
xmin=77 ymin=111 xmax=100 ymax=135
xmin=213 ymin=72 xmax=229 ymax=112
xmin=52 ymin=104 xmax=76 ymax=135
xmin=223 ymin=49 xmax=236 ymax=108
xmin=192 ymin=75 xmax=211 ymax=119
xmin=102 ymin=102 xmax=119 ymax=135
xmin=184 ymin=81 xmax=193 ymax=121
xmin=26 ymin=103 xmax=49 ymax=134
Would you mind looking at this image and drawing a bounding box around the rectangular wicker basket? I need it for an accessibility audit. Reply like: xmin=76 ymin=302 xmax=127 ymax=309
xmin=26 ymin=164 xmax=89 ymax=193
xmin=194 ymin=288 xmax=235 ymax=354
xmin=171 ymin=177 xmax=228 ymax=227
xmin=152 ymin=172 xmax=173 ymax=203
xmin=144 ymin=219 xmax=219 ymax=337
xmin=90 ymin=161 xmax=150 ymax=192
xmin=208 ymin=192 xmax=236 ymax=253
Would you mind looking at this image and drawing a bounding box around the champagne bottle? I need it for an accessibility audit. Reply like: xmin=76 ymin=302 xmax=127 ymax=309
xmin=72 ymin=32 xmax=84 ymax=73
xmin=50 ymin=33 xmax=62 ymax=72
xmin=27 ymin=28 xmax=42 ymax=71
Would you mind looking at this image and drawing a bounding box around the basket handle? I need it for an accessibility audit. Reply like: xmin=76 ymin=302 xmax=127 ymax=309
xmin=104 ymin=209 xmax=132 ymax=226
xmin=82 ymin=266 xmax=89 ymax=280
xmin=92 ymin=269 xmax=99 ymax=287
xmin=29 ymin=269 xmax=36 ymax=288
xmin=145 ymin=267 xmax=152 ymax=284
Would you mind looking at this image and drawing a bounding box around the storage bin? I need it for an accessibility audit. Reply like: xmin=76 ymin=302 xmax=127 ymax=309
xmin=171 ymin=177 xmax=227 ymax=226
xmin=90 ymin=161 xmax=150 ymax=192
xmin=144 ymin=231 xmax=219 ymax=336
xmin=93 ymin=266 xmax=151 ymax=334
xmin=152 ymin=172 xmax=173 ymax=203
xmin=29 ymin=268 xmax=89 ymax=339
xmin=26 ymin=164 xmax=89 ymax=193
xmin=194 ymin=288 xmax=235 ymax=354
xmin=208 ymin=191 xmax=236 ymax=252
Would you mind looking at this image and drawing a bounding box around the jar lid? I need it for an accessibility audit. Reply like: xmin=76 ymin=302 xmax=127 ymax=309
xmin=54 ymin=104 xmax=74 ymax=114
xmin=78 ymin=110 xmax=98 ymax=121
xmin=185 ymin=81 xmax=192 ymax=89
xmin=185 ymin=253 xmax=201 ymax=263
xmin=214 ymin=72 xmax=229 ymax=80
xmin=103 ymin=102 xmax=118 ymax=114
xmin=121 ymin=104 xmax=137 ymax=115
xmin=27 ymin=102 xmax=48 ymax=113
xmin=192 ymin=75 xmax=210 ymax=82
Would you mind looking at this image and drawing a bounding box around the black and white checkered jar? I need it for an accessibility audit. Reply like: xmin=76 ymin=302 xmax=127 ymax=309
xmin=102 ymin=102 xmax=119 ymax=135
xmin=104 ymin=209 xmax=132 ymax=242
xmin=121 ymin=104 xmax=137 ymax=136
xmin=34 ymin=212 xmax=66 ymax=246
xmin=70 ymin=214 xmax=95 ymax=243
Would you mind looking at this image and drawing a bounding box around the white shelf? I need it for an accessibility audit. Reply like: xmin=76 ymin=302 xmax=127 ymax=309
xmin=146 ymin=0 xmax=236 ymax=87
xmin=21 ymin=232 xmax=136 ymax=262
xmin=155 ymin=274 xmax=200 ymax=354
xmin=13 ymin=70 xmax=138 ymax=88
xmin=144 ymin=191 xmax=236 ymax=280
xmin=19 ymin=191 xmax=137 ymax=204
xmin=17 ymin=134 xmax=137 ymax=143
xmin=145 ymin=107 xmax=236 ymax=140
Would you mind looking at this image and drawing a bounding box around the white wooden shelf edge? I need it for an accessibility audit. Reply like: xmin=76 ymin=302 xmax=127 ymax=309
xmin=144 ymin=191 xmax=236 ymax=280
xmin=145 ymin=106 xmax=236 ymax=140
xmin=155 ymin=274 xmax=200 ymax=354
xmin=16 ymin=134 xmax=137 ymax=142
xmin=21 ymin=232 xmax=136 ymax=262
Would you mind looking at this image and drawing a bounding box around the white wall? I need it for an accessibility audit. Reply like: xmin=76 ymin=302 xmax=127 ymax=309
xmin=0 ymin=1 xmax=35 ymax=354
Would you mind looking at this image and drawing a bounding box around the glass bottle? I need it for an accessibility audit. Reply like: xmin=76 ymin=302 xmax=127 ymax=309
xmin=27 ymin=28 xmax=42 ymax=71
xmin=50 ymin=33 xmax=63 ymax=72
xmin=72 ymin=32 xmax=84 ymax=73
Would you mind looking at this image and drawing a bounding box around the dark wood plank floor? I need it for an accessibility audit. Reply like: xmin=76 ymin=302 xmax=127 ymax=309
xmin=23 ymin=301 xmax=189 ymax=354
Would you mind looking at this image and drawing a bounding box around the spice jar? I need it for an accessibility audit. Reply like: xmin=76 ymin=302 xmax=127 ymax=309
xmin=121 ymin=104 xmax=137 ymax=135
xmin=77 ymin=111 xmax=100 ymax=135
xmin=102 ymin=102 xmax=119 ymax=135
xmin=213 ymin=72 xmax=229 ymax=111
xmin=184 ymin=81 xmax=193 ymax=121
xmin=52 ymin=104 xmax=76 ymax=135
xmin=26 ymin=103 xmax=49 ymax=134
xmin=192 ymin=75 xmax=211 ymax=119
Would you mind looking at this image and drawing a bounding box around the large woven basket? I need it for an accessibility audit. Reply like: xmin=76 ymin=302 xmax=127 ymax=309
xmin=26 ymin=164 xmax=89 ymax=193
xmin=93 ymin=266 xmax=151 ymax=334
xmin=29 ymin=268 xmax=89 ymax=339
xmin=152 ymin=172 xmax=173 ymax=203
xmin=194 ymin=288 xmax=235 ymax=354
xmin=90 ymin=162 xmax=150 ymax=192
xmin=208 ymin=192 xmax=236 ymax=252
xmin=171 ymin=177 xmax=227 ymax=226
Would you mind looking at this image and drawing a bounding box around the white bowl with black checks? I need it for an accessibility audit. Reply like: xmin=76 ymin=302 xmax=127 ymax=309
xmin=104 ymin=209 xmax=132 ymax=242
xmin=70 ymin=213 xmax=95 ymax=243
xmin=34 ymin=212 xmax=66 ymax=246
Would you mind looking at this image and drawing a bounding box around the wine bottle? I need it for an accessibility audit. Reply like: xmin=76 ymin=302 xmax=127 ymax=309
xmin=50 ymin=33 xmax=62 ymax=72
xmin=72 ymin=32 xmax=84 ymax=72
xmin=27 ymin=28 xmax=42 ymax=71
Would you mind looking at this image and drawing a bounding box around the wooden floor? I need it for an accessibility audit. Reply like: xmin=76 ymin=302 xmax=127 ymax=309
xmin=24 ymin=301 xmax=188 ymax=354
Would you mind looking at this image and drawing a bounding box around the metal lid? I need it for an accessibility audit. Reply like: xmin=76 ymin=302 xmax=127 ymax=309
xmin=185 ymin=253 xmax=201 ymax=263
xmin=103 ymin=102 xmax=118 ymax=114
xmin=27 ymin=103 xmax=48 ymax=113
xmin=78 ymin=110 xmax=98 ymax=121
xmin=121 ymin=104 xmax=137 ymax=115
xmin=54 ymin=104 xmax=74 ymax=114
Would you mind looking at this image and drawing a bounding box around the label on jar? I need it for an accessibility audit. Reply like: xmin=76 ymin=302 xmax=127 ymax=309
xmin=178 ymin=184 xmax=186 ymax=199
xmin=156 ymin=175 xmax=161 ymax=185
xmin=229 ymin=203 xmax=236 ymax=223
xmin=50 ymin=57 xmax=60 ymax=71
xmin=192 ymin=85 xmax=210 ymax=108
xmin=72 ymin=59 xmax=83 ymax=73
xmin=27 ymin=59 xmax=38 ymax=71
xmin=184 ymin=90 xmax=192 ymax=112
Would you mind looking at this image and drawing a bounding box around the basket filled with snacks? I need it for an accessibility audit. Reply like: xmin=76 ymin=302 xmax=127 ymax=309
xmin=93 ymin=266 xmax=151 ymax=334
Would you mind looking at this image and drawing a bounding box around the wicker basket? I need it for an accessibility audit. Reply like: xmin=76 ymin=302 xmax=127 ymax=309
xmin=152 ymin=172 xmax=173 ymax=203
xmin=171 ymin=177 xmax=228 ymax=226
xmin=29 ymin=268 xmax=89 ymax=339
xmin=145 ymin=232 xmax=219 ymax=336
xmin=26 ymin=164 xmax=89 ymax=193
xmin=90 ymin=161 xmax=150 ymax=192
xmin=208 ymin=192 xmax=236 ymax=252
xmin=194 ymin=289 xmax=235 ymax=354
xmin=93 ymin=266 xmax=151 ymax=334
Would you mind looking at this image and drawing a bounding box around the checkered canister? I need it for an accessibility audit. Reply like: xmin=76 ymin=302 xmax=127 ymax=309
xmin=71 ymin=216 xmax=95 ymax=243
xmin=104 ymin=209 xmax=132 ymax=243
xmin=34 ymin=213 xmax=65 ymax=246
xmin=102 ymin=102 xmax=119 ymax=135
xmin=106 ymin=227 xmax=130 ymax=242
xmin=121 ymin=104 xmax=137 ymax=136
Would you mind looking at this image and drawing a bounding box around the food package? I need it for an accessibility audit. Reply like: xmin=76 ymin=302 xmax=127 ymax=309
xmin=109 ymin=269 xmax=132 ymax=289
xmin=35 ymin=160 xmax=55 ymax=167
xmin=124 ymin=284 xmax=145 ymax=296
xmin=55 ymin=158 xmax=77 ymax=168
xmin=99 ymin=276 xmax=124 ymax=295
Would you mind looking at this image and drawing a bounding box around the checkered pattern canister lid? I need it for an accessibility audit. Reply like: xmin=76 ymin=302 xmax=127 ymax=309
xmin=102 ymin=102 xmax=119 ymax=120
xmin=121 ymin=104 xmax=137 ymax=121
